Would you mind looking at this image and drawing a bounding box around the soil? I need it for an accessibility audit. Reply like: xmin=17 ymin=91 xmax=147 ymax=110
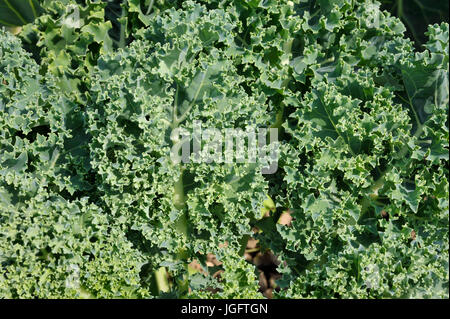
xmin=244 ymin=238 xmax=281 ymax=298
xmin=188 ymin=236 xmax=281 ymax=298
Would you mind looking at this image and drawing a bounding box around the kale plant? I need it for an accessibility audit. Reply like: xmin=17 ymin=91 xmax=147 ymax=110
xmin=0 ymin=0 xmax=448 ymax=298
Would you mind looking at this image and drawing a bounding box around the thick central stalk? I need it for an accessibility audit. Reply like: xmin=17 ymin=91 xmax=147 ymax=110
xmin=173 ymin=170 xmax=186 ymax=210
xmin=173 ymin=170 xmax=188 ymax=237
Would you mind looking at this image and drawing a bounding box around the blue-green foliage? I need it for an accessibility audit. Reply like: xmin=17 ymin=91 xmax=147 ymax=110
xmin=0 ymin=0 xmax=448 ymax=298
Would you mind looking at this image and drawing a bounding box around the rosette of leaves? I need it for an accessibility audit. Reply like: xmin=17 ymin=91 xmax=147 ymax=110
xmin=87 ymin=2 xmax=270 ymax=298
xmin=253 ymin=1 xmax=449 ymax=298
xmin=1 ymin=0 xmax=448 ymax=299
xmin=0 ymin=28 xmax=150 ymax=298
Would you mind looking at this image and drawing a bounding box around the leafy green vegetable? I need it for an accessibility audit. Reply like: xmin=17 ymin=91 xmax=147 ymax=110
xmin=261 ymin=8 xmax=449 ymax=298
xmin=0 ymin=0 xmax=41 ymax=27
xmin=381 ymin=0 xmax=449 ymax=46
xmin=0 ymin=29 xmax=148 ymax=298
xmin=87 ymin=2 xmax=270 ymax=297
xmin=0 ymin=0 xmax=448 ymax=299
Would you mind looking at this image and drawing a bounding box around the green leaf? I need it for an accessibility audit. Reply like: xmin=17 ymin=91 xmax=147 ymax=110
xmin=0 ymin=0 xmax=41 ymax=27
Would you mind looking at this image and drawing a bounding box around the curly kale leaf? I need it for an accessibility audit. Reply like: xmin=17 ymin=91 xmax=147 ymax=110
xmin=88 ymin=2 xmax=269 ymax=297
